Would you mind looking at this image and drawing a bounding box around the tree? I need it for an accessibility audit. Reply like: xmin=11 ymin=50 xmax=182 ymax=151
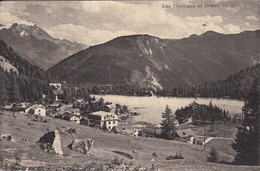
xmin=0 ymin=72 xmax=8 ymax=106
xmin=231 ymin=77 xmax=260 ymax=165
xmin=99 ymin=97 xmax=105 ymax=111
xmin=102 ymin=121 xmax=108 ymax=131
xmin=207 ymin=146 xmax=219 ymax=163
xmin=8 ymin=75 xmax=21 ymax=103
xmin=160 ymin=105 xmax=176 ymax=140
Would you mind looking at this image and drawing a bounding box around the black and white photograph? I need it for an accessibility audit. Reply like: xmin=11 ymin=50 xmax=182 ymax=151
xmin=0 ymin=0 xmax=259 ymax=170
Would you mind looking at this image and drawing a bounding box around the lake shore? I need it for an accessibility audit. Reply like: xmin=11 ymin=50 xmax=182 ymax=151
xmin=93 ymin=95 xmax=244 ymax=124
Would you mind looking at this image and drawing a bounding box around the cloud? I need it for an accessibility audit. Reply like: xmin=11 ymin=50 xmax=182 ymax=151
xmin=245 ymin=22 xmax=250 ymax=27
xmin=0 ymin=11 xmax=34 ymax=28
xmin=46 ymin=24 xmax=137 ymax=45
xmin=246 ymin=15 xmax=258 ymax=21
xmin=0 ymin=2 xmax=34 ymax=28
xmin=1 ymin=1 xmax=258 ymax=45
xmin=223 ymin=24 xmax=241 ymax=33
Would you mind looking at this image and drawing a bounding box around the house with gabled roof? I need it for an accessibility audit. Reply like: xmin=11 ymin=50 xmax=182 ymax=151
xmin=175 ymin=128 xmax=195 ymax=142
xmin=140 ymin=127 xmax=161 ymax=138
xmin=25 ymin=104 xmax=46 ymax=116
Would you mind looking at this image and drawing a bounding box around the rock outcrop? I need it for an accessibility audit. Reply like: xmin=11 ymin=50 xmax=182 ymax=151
xmin=37 ymin=130 xmax=63 ymax=155
xmin=67 ymin=139 xmax=94 ymax=154
xmin=0 ymin=133 xmax=14 ymax=142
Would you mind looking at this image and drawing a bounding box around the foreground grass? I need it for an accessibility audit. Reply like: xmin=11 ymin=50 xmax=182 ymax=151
xmin=0 ymin=111 xmax=259 ymax=170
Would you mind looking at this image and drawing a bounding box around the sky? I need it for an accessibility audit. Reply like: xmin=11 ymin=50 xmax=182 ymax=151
xmin=0 ymin=0 xmax=259 ymax=45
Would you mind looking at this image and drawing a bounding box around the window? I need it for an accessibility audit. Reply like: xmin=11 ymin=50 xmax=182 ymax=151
xmin=113 ymin=121 xmax=115 ymax=124
xmin=109 ymin=121 xmax=111 ymax=124
xmin=108 ymin=126 xmax=111 ymax=129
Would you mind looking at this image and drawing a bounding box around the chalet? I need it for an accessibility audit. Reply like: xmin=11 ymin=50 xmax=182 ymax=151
xmin=98 ymin=84 xmax=113 ymax=92
xmin=132 ymin=121 xmax=154 ymax=131
xmin=4 ymin=103 xmax=31 ymax=112
xmin=16 ymin=103 xmax=28 ymax=112
xmin=140 ymin=127 xmax=161 ymax=138
xmin=191 ymin=136 xmax=205 ymax=145
xmin=73 ymin=99 xmax=88 ymax=109
xmin=175 ymin=128 xmax=195 ymax=142
xmin=88 ymin=111 xmax=119 ymax=130
xmin=55 ymin=112 xmax=74 ymax=121
xmin=111 ymin=125 xmax=139 ymax=136
xmin=25 ymin=105 xmax=46 ymax=116
xmin=70 ymin=116 xmax=81 ymax=124
xmin=49 ymin=103 xmax=62 ymax=109
xmin=104 ymin=104 xmax=116 ymax=113
xmin=3 ymin=104 xmax=13 ymax=110
xmin=49 ymin=82 xmax=62 ymax=90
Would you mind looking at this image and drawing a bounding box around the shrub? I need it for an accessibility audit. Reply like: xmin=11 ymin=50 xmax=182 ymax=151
xmin=166 ymin=153 xmax=184 ymax=160
xmin=207 ymin=146 xmax=219 ymax=163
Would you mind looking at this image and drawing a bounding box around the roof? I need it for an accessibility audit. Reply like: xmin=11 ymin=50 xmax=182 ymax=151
xmin=112 ymin=126 xmax=135 ymax=134
xmin=176 ymin=128 xmax=195 ymax=138
xmin=62 ymin=112 xmax=74 ymax=118
xmin=92 ymin=111 xmax=114 ymax=116
xmin=49 ymin=82 xmax=61 ymax=85
xmin=105 ymin=104 xmax=116 ymax=109
xmin=80 ymin=117 xmax=89 ymax=120
xmin=27 ymin=104 xmax=45 ymax=110
xmin=141 ymin=127 xmax=161 ymax=134
xmin=133 ymin=121 xmax=154 ymax=127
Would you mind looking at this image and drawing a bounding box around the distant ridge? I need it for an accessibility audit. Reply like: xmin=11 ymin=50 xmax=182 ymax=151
xmin=0 ymin=23 xmax=88 ymax=70
xmin=49 ymin=30 xmax=260 ymax=89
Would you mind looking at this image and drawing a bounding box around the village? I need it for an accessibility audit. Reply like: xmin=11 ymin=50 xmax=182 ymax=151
xmin=1 ymin=82 xmax=243 ymax=148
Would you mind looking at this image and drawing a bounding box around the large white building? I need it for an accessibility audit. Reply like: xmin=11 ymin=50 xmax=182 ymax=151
xmin=89 ymin=111 xmax=119 ymax=130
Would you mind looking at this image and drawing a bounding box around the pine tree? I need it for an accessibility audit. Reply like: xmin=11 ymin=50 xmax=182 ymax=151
xmin=102 ymin=121 xmax=108 ymax=131
xmin=0 ymin=72 xmax=8 ymax=106
xmin=231 ymin=77 xmax=260 ymax=166
xmin=207 ymin=146 xmax=219 ymax=163
xmin=99 ymin=97 xmax=105 ymax=111
xmin=8 ymin=74 xmax=21 ymax=103
xmin=160 ymin=105 xmax=176 ymax=140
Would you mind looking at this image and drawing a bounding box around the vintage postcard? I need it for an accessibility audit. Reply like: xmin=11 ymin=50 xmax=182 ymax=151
xmin=0 ymin=0 xmax=259 ymax=170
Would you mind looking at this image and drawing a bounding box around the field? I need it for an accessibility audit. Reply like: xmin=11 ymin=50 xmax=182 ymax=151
xmin=0 ymin=111 xmax=259 ymax=170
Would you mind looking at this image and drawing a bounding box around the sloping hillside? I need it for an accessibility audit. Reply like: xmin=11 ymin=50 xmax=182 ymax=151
xmin=48 ymin=30 xmax=260 ymax=89
xmin=0 ymin=40 xmax=52 ymax=103
xmin=1 ymin=112 xmax=259 ymax=170
xmin=157 ymin=64 xmax=260 ymax=99
xmin=0 ymin=23 xmax=88 ymax=70
xmin=0 ymin=55 xmax=18 ymax=73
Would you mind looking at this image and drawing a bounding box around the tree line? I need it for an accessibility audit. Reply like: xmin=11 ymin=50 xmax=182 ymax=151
xmin=175 ymin=101 xmax=230 ymax=124
xmin=88 ymin=64 xmax=260 ymax=100
xmin=0 ymin=40 xmax=53 ymax=105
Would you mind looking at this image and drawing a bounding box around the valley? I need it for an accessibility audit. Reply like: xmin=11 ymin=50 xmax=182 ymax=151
xmin=0 ymin=7 xmax=259 ymax=169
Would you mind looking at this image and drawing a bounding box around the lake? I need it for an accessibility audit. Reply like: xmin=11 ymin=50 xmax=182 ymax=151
xmin=94 ymin=95 xmax=244 ymax=124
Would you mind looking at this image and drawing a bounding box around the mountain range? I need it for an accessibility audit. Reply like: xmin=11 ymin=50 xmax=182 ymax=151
xmin=0 ymin=23 xmax=88 ymax=70
xmin=48 ymin=30 xmax=260 ymax=88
